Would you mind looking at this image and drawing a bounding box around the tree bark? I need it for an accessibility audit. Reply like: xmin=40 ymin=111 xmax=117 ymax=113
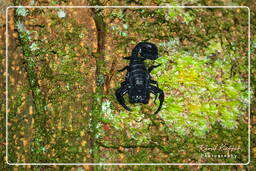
xmin=89 ymin=4 xmax=107 ymax=169
xmin=13 ymin=3 xmax=49 ymax=161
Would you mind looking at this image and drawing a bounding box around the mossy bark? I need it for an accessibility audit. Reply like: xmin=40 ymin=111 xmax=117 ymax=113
xmin=23 ymin=56 xmax=49 ymax=162
xmin=14 ymin=17 xmax=49 ymax=163
xmin=90 ymin=5 xmax=107 ymax=169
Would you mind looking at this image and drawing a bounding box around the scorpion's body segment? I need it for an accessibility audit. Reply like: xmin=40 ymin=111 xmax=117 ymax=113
xmin=116 ymin=42 xmax=164 ymax=114
xmin=126 ymin=58 xmax=150 ymax=104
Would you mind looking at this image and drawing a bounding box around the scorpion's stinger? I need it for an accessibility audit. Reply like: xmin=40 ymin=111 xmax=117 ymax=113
xmin=115 ymin=85 xmax=132 ymax=112
xmin=149 ymin=85 xmax=165 ymax=114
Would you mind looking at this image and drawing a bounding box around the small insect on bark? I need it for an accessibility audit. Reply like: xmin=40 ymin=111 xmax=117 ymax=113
xmin=115 ymin=42 xmax=164 ymax=114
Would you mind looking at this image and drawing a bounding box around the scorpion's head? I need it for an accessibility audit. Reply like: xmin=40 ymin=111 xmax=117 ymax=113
xmin=128 ymin=85 xmax=149 ymax=104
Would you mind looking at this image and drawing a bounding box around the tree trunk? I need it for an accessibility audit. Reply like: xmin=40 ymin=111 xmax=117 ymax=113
xmin=13 ymin=4 xmax=49 ymax=161
xmin=90 ymin=5 xmax=107 ymax=170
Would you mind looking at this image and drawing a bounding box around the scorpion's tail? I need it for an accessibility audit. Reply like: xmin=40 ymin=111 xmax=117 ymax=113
xmin=131 ymin=42 xmax=158 ymax=60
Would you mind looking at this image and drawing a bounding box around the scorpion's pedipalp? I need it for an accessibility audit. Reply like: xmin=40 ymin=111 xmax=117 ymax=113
xmin=115 ymin=85 xmax=132 ymax=112
xmin=156 ymin=90 xmax=164 ymax=114
xmin=149 ymin=85 xmax=164 ymax=114
xmin=150 ymin=80 xmax=159 ymax=102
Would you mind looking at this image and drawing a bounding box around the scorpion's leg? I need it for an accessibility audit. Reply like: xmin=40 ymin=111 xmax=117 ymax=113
xmin=150 ymin=80 xmax=159 ymax=87
xmin=148 ymin=64 xmax=161 ymax=73
xmin=149 ymin=85 xmax=164 ymax=114
xmin=124 ymin=56 xmax=146 ymax=61
xmin=118 ymin=66 xmax=129 ymax=72
xmin=115 ymin=84 xmax=132 ymax=112
xmin=123 ymin=56 xmax=131 ymax=60
xmin=121 ymin=81 xmax=126 ymax=86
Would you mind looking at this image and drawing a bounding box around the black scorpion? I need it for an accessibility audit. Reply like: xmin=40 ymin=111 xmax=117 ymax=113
xmin=115 ymin=42 xmax=164 ymax=114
